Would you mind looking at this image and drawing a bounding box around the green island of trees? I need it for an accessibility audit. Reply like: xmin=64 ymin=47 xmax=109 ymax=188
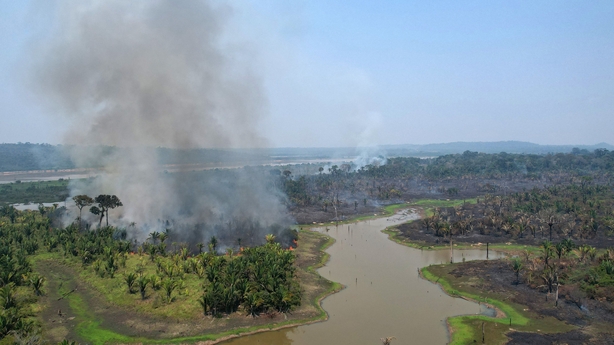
xmin=0 ymin=195 xmax=302 ymax=344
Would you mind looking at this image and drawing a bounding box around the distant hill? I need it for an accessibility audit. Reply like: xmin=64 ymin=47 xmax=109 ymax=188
xmin=0 ymin=141 xmax=612 ymax=172
xmin=381 ymin=141 xmax=614 ymax=156
xmin=0 ymin=143 xmax=74 ymax=172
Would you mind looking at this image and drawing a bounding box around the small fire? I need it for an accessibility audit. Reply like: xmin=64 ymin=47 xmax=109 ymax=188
xmin=288 ymin=246 xmax=294 ymax=251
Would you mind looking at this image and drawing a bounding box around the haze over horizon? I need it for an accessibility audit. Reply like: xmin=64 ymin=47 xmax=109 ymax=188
xmin=1 ymin=1 xmax=613 ymax=148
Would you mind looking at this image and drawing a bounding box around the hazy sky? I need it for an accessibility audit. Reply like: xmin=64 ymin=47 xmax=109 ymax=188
xmin=1 ymin=1 xmax=613 ymax=148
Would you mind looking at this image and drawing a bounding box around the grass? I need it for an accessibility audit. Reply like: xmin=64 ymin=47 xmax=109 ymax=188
xmin=66 ymin=291 xmax=136 ymax=344
xmin=411 ymin=198 xmax=477 ymax=217
xmin=300 ymin=230 xmax=344 ymax=320
xmin=421 ymin=264 xmax=574 ymax=345
xmin=34 ymin=229 xmax=343 ymax=344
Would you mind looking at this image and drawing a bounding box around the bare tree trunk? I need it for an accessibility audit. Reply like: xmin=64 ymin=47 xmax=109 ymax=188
xmin=555 ymin=272 xmax=559 ymax=306
xmin=450 ymin=237 xmax=453 ymax=264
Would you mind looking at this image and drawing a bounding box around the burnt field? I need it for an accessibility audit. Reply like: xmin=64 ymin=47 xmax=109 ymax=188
xmin=280 ymin=151 xmax=614 ymax=224
xmin=395 ymin=183 xmax=614 ymax=249
xmin=432 ymin=260 xmax=614 ymax=344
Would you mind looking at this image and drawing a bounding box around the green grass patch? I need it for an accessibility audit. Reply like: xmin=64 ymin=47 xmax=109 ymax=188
xmin=66 ymin=291 xmax=136 ymax=344
xmin=410 ymin=198 xmax=476 ymax=217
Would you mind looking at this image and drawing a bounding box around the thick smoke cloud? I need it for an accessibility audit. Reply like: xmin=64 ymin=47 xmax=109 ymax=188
xmin=30 ymin=0 xmax=292 ymax=245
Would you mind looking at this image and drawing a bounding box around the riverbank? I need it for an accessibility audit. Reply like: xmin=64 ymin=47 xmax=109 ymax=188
xmin=382 ymin=201 xmax=614 ymax=344
xmin=33 ymin=229 xmax=342 ymax=344
xmin=421 ymin=261 xmax=614 ymax=344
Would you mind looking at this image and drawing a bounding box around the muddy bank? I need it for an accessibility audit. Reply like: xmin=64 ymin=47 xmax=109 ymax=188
xmin=290 ymin=203 xmax=384 ymax=224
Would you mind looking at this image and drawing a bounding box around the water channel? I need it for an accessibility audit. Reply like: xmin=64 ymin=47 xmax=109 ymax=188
xmin=223 ymin=209 xmax=505 ymax=345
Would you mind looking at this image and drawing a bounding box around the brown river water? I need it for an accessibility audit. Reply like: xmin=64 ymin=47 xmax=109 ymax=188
xmin=223 ymin=209 xmax=505 ymax=345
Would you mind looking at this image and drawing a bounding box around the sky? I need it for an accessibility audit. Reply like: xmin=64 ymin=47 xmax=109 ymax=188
xmin=1 ymin=0 xmax=613 ymax=148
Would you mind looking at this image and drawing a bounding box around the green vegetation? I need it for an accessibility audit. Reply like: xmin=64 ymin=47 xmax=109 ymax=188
xmin=0 ymin=180 xmax=70 ymax=205
xmin=0 ymin=143 xmax=74 ymax=172
xmin=0 ymin=201 xmax=307 ymax=344
xmin=0 ymin=207 xmax=48 ymax=341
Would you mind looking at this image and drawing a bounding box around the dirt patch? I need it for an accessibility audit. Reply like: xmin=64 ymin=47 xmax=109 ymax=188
xmin=506 ymin=329 xmax=594 ymax=345
xmin=290 ymin=204 xmax=383 ymax=224
xmin=36 ymin=262 xmax=83 ymax=343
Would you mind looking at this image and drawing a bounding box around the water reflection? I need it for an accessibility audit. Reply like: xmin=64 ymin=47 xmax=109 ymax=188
xmin=224 ymin=210 xmax=504 ymax=345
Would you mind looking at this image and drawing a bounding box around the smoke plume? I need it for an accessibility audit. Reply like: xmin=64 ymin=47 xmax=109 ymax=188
xmin=29 ymin=0 xmax=292 ymax=245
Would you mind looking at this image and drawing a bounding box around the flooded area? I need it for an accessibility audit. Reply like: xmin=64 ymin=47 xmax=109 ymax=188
xmin=224 ymin=210 xmax=505 ymax=345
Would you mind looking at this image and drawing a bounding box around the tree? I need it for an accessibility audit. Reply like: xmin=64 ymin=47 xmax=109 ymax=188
xmin=136 ymin=275 xmax=149 ymax=300
xmin=72 ymin=195 xmax=94 ymax=230
xmin=29 ymin=274 xmax=45 ymax=296
xmin=162 ymin=279 xmax=178 ymax=303
xmin=541 ymin=240 xmax=554 ymax=267
xmin=90 ymin=195 xmax=123 ymax=227
xmin=124 ymin=272 xmax=137 ymax=293
xmin=209 ymin=236 xmax=218 ymax=254
xmin=265 ymin=234 xmax=276 ymax=244
xmin=511 ymin=258 xmax=523 ymax=285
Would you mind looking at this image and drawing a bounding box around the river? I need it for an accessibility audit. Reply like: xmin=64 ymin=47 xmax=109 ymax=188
xmin=223 ymin=209 xmax=504 ymax=345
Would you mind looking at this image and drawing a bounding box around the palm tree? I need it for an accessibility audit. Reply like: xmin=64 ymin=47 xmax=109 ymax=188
xmin=511 ymin=258 xmax=523 ymax=285
xmin=29 ymin=274 xmax=45 ymax=296
xmin=198 ymin=293 xmax=210 ymax=316
xmin=124 ymin=272 xmax=137 ymax=293
xmin=243 ymin=291 xmax=263 ymax=317
xmin=0 ymin=284 xmax=18 ymax=310
xmin=265 ymin=234 xmax=276 ymax=244
xmin=209 ymin=236 xmax=218 ymax=254
xmin=541 ymin=241 xmax=553 ymax=267
xmin=149 ymin=231 xmax=160 ymax=245
xmin=161 ymin=279 xmax=177 ymax=303
xmin=136 ymin=275 xmax=149 ymax=300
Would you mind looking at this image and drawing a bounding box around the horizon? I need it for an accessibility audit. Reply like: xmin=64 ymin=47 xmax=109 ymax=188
xmin=0 ymin=139 xmax=612 ymax=151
